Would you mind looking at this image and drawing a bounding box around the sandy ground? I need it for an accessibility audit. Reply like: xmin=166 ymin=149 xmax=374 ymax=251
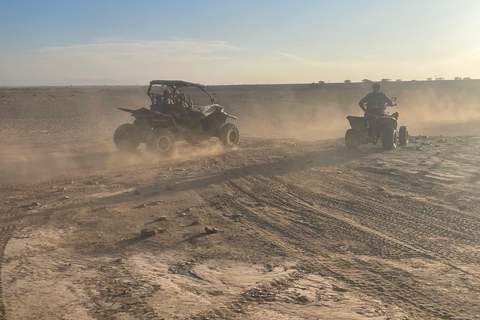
xmin=0 ymin=85 xmax=479 ymax=319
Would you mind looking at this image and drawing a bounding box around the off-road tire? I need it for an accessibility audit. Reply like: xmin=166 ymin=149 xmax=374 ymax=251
xmin=146 ymin=129 xmax=175 ymax=156
xmin=114 ymin=123 xmax=140 ymax=152
xmin=399 ymin=126 xmax=409 ymax=146
xmin=382 ymin=127 xmax=397 ymax=150
xmin=219 ymin=123 xmax=239 ymax=147
xmin=345 ymin=129 xmax=361 ymax=149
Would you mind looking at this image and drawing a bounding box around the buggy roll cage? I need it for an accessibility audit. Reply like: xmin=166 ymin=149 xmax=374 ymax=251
xmin=147 ymin=80 xmax=216 ymax=105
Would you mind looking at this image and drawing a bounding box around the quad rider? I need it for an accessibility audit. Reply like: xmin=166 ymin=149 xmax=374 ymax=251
xmin=359 ymin=83 xmax=393 ymax=117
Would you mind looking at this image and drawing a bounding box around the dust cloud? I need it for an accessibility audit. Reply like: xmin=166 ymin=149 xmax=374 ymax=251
xmin=0 ymin=128 xmax=228 ymax=185
xmin=1 ymin=81 xmax=479 ymax=183
xmin=221 ymin=81 xmax=480 ymax=140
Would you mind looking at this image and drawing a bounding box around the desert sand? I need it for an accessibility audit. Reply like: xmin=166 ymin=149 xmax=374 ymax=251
xmin=0 ymin=82 xmax=479 ymax=319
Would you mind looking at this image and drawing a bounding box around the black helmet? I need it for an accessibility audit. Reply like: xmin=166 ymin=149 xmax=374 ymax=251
xmin=372 ymin=83 xmax=380 ymax=91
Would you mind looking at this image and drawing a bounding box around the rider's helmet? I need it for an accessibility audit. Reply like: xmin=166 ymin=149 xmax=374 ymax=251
xmin=372 ymin=83 xmax=380 ymax=92
xmin=163 ymin=89 xmax=172 ymax=97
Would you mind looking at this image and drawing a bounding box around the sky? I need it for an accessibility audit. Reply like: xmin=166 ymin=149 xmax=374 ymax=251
xmin=1 ymin=0 xmax=479 ymax=86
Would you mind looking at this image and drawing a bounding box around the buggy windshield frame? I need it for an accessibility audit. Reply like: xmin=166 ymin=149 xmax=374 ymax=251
xmin=147 ymin=80 xmax=215 ymax=105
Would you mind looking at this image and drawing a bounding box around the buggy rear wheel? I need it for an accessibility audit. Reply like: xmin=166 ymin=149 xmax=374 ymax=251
xmin=219 ymin=123 xmax=239 ymax=147
xmin=345 ymin=129 xmax=361 ymax=149
xmin=382 ymin=127 xmax=397 ymax=150
xmin=399 ymin=126 xmax=409 ymax=146
xmin=147 ymin=129 xmax=175 ymax=156
xmin=114 ymin=123 xmax=140 ymax=152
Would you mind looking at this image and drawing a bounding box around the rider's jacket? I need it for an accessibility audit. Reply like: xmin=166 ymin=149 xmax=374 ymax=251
xmin=359 ymin=92 xmax=393 ymax=116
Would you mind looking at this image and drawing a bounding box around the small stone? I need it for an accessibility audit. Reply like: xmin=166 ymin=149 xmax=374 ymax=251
xmin=30 ymin=202 xmax=40 ymax=207
xmin=56 ymin=187 xmax=66 ymax=192
xmin=156 ymin=216 xmax=167 ymax=221
xmin=136 ymin=204 xmax=147 ymax=208
xmin=62 ymin=196 xmax=70 ymax=200
xmin=205 ymin=227 xmax=218 ymax=234
xmin=140 ymin=229 xmax=156 ymax=237
xmin=377 ymin=187 xmax=386 ymax=192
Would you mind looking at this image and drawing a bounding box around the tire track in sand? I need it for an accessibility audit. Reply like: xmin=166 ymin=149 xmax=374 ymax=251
xmin=220 ymin=175 xmax=478 ymax=320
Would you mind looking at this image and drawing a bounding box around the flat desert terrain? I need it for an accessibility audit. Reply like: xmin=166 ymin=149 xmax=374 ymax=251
xmin=0 ymin=82 xmax=479 ymax=319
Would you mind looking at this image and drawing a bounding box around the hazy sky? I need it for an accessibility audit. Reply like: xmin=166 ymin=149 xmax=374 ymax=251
xmin=1 ymin=0 xmax=479 ymax=85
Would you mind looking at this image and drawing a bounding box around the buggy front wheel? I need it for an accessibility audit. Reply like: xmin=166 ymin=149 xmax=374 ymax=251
xmin=219 ymin=123 xmax=239 ymax=147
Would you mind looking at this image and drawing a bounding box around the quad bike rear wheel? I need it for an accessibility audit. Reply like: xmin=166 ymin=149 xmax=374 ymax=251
xmin=147 ymin=129 xmax=175 ymax=156
xmin=114 ymin=123 xmax=140 ymax=152
xmin=399 ymin=126 xmax=409 ymax=146
xmin=345 ymin=129 xmax=361 ymax=149
xmin=382 ymin=127 xmax=397 ymax=150
xmin=219 ymin=123 xmax=239 ymax=147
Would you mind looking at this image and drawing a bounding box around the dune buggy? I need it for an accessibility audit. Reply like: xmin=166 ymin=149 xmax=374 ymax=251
xmin=113 ymin=80 xmax=239 ymax=155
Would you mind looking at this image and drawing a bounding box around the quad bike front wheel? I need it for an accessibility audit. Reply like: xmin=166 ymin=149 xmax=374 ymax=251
xmin=382 ymin=127 xmax=397 ymax=150
xmin=345 ymin=129 xmax=361 ymax=149
xmin=114 ymin=123 xmax=140 ymax=152
xmin=219 ymin=123 xmax=239 ymax=147
xmin=147 ymin=129 xmax=175 ymax=156
xmin=399 ymin=126 xmax=409 ymax=146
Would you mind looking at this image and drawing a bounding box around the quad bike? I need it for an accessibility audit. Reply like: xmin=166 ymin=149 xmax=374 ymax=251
xmin=345 ymin=97 xmax=409 ymax=150
xmin=113 ymin=80 xmax=239 ymax=156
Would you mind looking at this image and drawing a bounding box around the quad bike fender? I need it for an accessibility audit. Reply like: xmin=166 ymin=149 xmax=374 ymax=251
xmin=347 ymin=116 xmax=367 ymax=132
xmin=383 ymin=117 xmax=398 ymax=130
xmin=364 ymin=115 xmax=398 ymax=130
